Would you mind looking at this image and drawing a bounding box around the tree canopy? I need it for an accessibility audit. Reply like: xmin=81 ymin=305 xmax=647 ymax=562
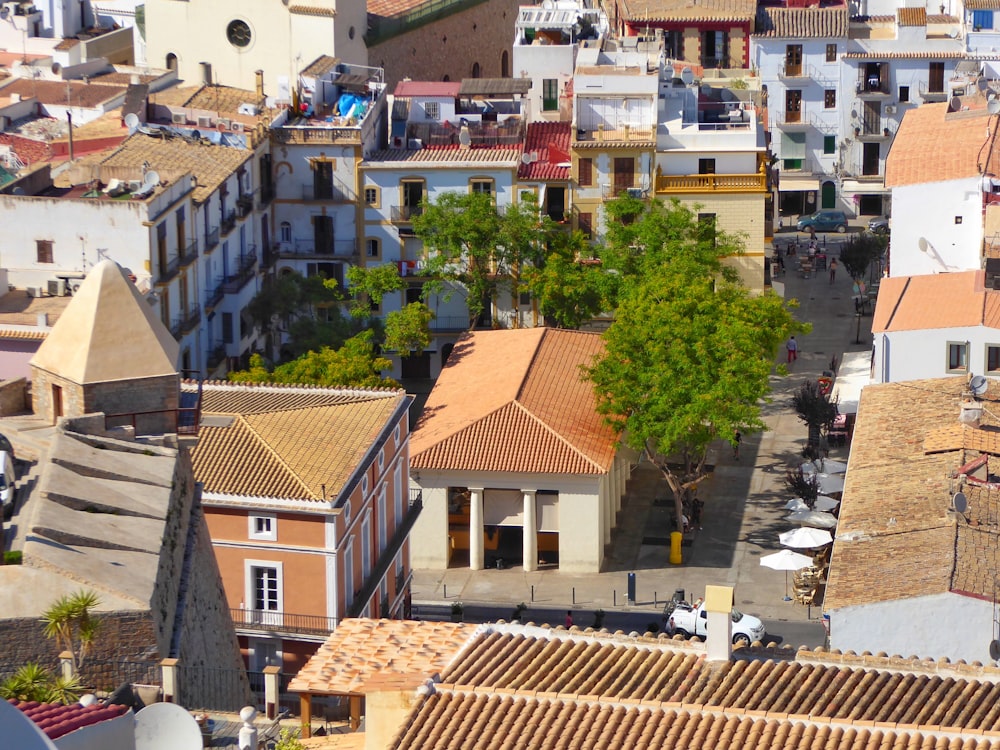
xmin=587 ymin=197 xmax=806 ymax=526
xmin=839 ymin=232 xmax=886 ymax=282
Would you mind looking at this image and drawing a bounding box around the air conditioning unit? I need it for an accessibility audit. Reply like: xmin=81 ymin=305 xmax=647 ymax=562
xmin=171 ymin=112 xmax=187 ymax=124
xmin=217 ymin=118 xmax=231 ymax=131
xmin=25 ymin=286 xmax=40 ymax=298
xmin=884 ymin=105 xmax=897 ymax=115
xmin=229 ymin=122 xmax=244 ymax=133
xmin=196 ymin=115 xmax=213 ymax=128
xmin=626 ymin=188 xmax=645 ymax=199
xmin=68 ymin=280 xmax=82 ymax=295
xmin=47 ymin=279 xmax=63 ymax=297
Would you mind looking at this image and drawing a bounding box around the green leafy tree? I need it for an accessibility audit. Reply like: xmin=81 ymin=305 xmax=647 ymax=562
xmin=229 ymin=331 xmax=397 ymax=388
xmin=0 ymin=663 xmax=83 ymax=704
xmin=41 ymin=590 xmax=100 ymax=670
xmin=839 ymin=232 xmax=885 ymax=283
xmin=791 ymin=380 xmax=839 ymax=452
xmin=384 ymin=302 xmax=434 ymax=355
xmin=346 ymin=264 xmax=433 ymax=356
xmin=588 ymin=198 xmax=806 ymax=528
xmin=523 ymin=232 xmax=605 ymax=328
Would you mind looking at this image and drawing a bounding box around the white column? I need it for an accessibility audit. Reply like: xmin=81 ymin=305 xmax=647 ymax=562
xmin=523 ymin=490 xmax=537 ymax=572
xmin=602 ymin=474 xmax=613 ymax=545
xmin=469 ymin=487 xmax=484 ymax=570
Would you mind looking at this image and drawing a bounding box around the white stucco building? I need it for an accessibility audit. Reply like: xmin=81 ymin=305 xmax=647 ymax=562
xmin=409 ymin=327 xmax=632 ymax=574
xmin=144 ymin=0 xmax=367 ymax=94
xmin=825 ymin=376 xmax=1000 ymax=663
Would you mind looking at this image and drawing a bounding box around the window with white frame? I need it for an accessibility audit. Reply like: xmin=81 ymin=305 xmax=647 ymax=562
xmin=280 ymin=221 xmax=292 ymax=243
xmin=394 ymin=424 xmax=401 ymax=443
xmin=362 ymin=475 xmax=369 ymax=495
xmin=378 ymin=488 xmax=387 ymax=553
xmin=947 ymin=341 xmax=968 ymax=372
xmin=344 ymin=541 xmax=355 ymax=608
xmin=248 ymin=513 xmax=277 ymax=541
xmin=378 ymin=448 xmax=385 ymax=471
xmin=988 ymin=344 xmax=1000 ymax=373
xmin=394 ymin=463 xmax=403 ymax=521
xmin=245 ymin=561 xmax=282 ymax=626
xmin=362 ymin=516 xmax=372 ymax=579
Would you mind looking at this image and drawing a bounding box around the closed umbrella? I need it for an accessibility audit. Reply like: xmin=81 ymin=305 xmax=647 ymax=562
xmin=813 ymin=496 xmax=840 ymax=512
xmin=786 ymin=510 xmax=838 ymax=529
xmin=816 ymin=473 xmax=845 ymax=495
xmin=784 ymin=498 xmax=810 ymax=512
xmin=801 ymin=459 xmax=848 ymax=475
xmin=780 ymin=526 xmax=833 ymax=549
xmin=760 ymin=549 xmax=815 ymax=600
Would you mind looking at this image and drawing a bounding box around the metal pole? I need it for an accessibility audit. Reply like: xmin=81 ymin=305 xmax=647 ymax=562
xmin=613 ymin=590 xmax=617 ymax=607
xmin=531 ymin=585 xmax=534 ymax=602
xmin=572 ymin=587 xmax=576 ymax=605
xmin=443 ymin=584 xmax=447 ymax=599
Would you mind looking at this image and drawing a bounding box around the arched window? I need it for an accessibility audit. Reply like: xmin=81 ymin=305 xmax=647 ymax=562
xmin=501 ymin=51 xmax=509 ymax=78
xmin=165 ymin=53 xmax=177 ymax=70
xmin=471 ymin=62 xmax=481 ymax=78
xmin=280 ymin=222 xmax=292 ymax=243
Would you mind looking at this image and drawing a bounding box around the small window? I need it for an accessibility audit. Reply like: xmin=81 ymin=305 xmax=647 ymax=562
xmin=899 ymin=86 xmax=910 ymax=102
xmin=280 ymin=221 xmax=292 ymax=242
xmin=948 ymin=342 xmax=968 ymax=372
xmin=424 ymin=101 xmax=440 ymax=120
xmin=826 ymin=44 xmax=837 ymax=62
xmin=470 ymin=179 xmax=493 ymax=196
xmin=394 ymin=423 xmax=401 ymax=443
xmin=973 ymin=9 xmax=993 ymax=29
xmin=36 ymin=240 xmax=53 ymax=264
xmin=578 ymin=157 xmax=593 ymax=187
xmin=577 ymin=211 xmax=593 ymax=238
xmin=698 ymin=158 xmax=716 ymax=174
xmin=824 ymin=89 xmax=836 ymax=108
xmin=364 ymin=187 xmax=380 ymax=207
xmin=378 ymin=449 xmax=385 ymax=470
xmin=222 ymin=312 xmax=234 ymax=344
xmin=824 ymin=135 xmax=836 ymax=154
xmin=362 ymin=475 xmax=369 ymax=494
xmin=366 ymin=239 xmax=380 ymax=258
xmin=519 ymin=291 xmax=531 ymax=305
xmin=249 ymin=513 xmax=277 ymax=541
xmin=542 ymin=78 xmax=559 ymax=111
xmin=988 ymin=345 xmax=1000 ymax=372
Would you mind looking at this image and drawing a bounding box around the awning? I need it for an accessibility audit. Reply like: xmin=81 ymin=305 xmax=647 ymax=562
xmin=840 ymin=179 xmax=890 ymax=194
xmin=778 ymin=174 xmax=820 ymax=192
xmin=831 ymin=350 xmax=872 ymax=415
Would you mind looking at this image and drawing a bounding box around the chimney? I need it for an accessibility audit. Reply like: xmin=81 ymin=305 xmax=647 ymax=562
xmin=703 ymin=585 xmax=734 ymax=662
xmin=363 ymin=675 xmax=428 ymax=750
xmin=36 ymin=312 xmax=48 ymax=328
xmin=255 ymin=69 xmax=264 ymax=98
xmin=200 ymin=62 xmax=213 ymax=86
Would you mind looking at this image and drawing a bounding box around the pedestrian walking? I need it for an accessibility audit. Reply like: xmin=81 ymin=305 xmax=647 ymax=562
xmin=565 ymin=611 xmax=573 ymax=628
xmin=786 ymin=335 xmax=798 ymax=363
xmin=829 ymin=258 xmax=838 ymax=285
xmin=691 ymin=496 xmax=704 ymax=529
xmin=733 ymin=430 xmax=742 ymax=460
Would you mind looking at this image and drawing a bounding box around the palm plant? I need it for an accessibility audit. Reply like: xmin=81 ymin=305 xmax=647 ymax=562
xmin=41 ymin=590 xmax=101 ymax=670
xmin=0 ymin=663 xmax=82 ymax=704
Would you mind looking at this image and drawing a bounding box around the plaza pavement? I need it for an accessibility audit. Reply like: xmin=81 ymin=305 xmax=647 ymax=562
xmin=411 ymin=230 xmax=875 ymax=628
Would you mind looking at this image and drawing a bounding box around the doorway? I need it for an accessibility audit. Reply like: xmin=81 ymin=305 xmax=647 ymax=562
xmin=51 ymin=384 xmax=63 ymax=422
xmin=862 ymin=143 xmax=880 ymax=176
xmin=785 ymin=90 xmax=802 ymax=123
xmin=821 ymin=181 xmax=837 ymax=209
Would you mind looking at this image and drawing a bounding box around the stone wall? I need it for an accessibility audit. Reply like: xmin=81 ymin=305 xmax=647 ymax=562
xmin=87 ymin=375 xmax=180 ymax=436
xmin=368 ymin=0 xmax=520 ymax=89
xmin=0 ymin=377 xmax=27 ymax=416
xmin=30 ymin=368 xmax=84 ymax=424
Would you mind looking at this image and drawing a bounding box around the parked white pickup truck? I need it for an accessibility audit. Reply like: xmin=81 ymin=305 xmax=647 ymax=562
xmin=663 ymin=599 xmax=766 ymax=646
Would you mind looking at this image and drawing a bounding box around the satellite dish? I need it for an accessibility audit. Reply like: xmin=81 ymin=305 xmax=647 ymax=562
xmin=521 ymin=152 xmax=533 ymax=164
xmin=991 ymin=639 xmax=1000 ymax=661
xmin=918 ymin=236 xmax=930 ymax=252
xmin=0 ymin=700 xmax=60 ymax=750
xmin=989 ymin=99 xmax=1000 ymax=115
xmin=952 ymin=491 xmax=968 ymax=514
xmin=951 ymin=96 xmax=963 ymax=111
xmin=135 ymin=703 xmax=202 ymax=750
xmin=145 ymin=170 xmax=160 ymax=186
xmin=12 ymin=186 xmax=25 ymax=195
xmin=971 ymin=374 xmax=989 ymax=396
xmin=124 ymin=112 xmax=140 ymax=134
xmin=680 ymin=67 xmax=694 ymax=85
xmin=458 ymin=129 xmax=472 ymax=147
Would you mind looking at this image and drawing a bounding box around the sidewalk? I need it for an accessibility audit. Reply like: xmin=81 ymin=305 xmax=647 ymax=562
xmin=412 ymin=239 xmax=873 ymax=624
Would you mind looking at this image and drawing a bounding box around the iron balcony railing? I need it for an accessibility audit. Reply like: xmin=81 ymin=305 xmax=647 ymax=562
xmin=390 ymin=205 xmax=424 ymax=223
xmin=158 ymin=254 xmax=180 ymax=284
xmin=257 ymin=184 xmax=275 ymax=209
xmin=230 ymin=608 xmax=337 ymax=636
xmin=179 ymin=239 xmax=199 ymax=268
xmin=222 ymin=251 xmax=258 ymax=294
xmin=221 ymin=210 xmax=237 ymax=236
xmin=302 ymin=182 xmax=354 ymax=202
xmin=205 ymin=226 xmax=220 ymax=250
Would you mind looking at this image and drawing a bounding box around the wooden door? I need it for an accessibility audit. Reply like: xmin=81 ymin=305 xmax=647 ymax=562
xmin=785 ymin=90 xmax=802 ymax=123
xmin=614 ymin=158 xmax=634 ymax=195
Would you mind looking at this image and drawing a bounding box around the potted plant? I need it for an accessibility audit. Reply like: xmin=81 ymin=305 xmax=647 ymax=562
xmin=450 ymin=601 xmax=464 ymax=622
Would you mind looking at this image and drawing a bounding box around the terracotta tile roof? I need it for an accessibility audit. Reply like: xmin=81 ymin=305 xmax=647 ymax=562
xmin=393 ymin=81 xmax=461 ymax=99
xmin=843 ymin=50 xmax=965 ymax=58
xmin=88 ymin=72 xmax=160 ymax=86
xmin=885 ymin=104 xmax=1000 ymax=188
xmin=518 ymin=122 xmax=572 ymax=181
xmin=54 ymin=38 xmax=80 ymax=51
xmin=288 ymin=619 xmax=480 ymax=694
xmin=0 ymin=79 xmax=125 ymax=108
xmin=825 ymin=377 xmax=1000 ymax=610
xmin=182 ymin=84 xmax=264 ymax=113
xmin=966 ymin=0 xmax=1000 ymax=9
xmin=292 ymin=619 xmax=1000 ymax=748
xmin=621 ymin=0 xmax=755 ymax=22
xmin=0 ymin=289 xmax=69 ymax=327
xmin=410 ymin=329 xmax=618 ymax=475
xmin=753 ymin=7 xmax=849 ymax=38
xmin=0 ymin=328 xmax=47 ymax=340
xmin=871 ymin=271 xmax=1000 ymax=332
xmin=362 ymin=146 xmax=522 ymax=165
xmin=11 ymin=699 xmax=129 ymax=740
xmin=289 ymin=4 xmax=336 ymax=14
xmin=100 ymin=132 xmax=253 ymax=204
xmin=188 ymin=381 xmax=409 ymax=501
xmin=368 ymin=0 xmax=427 ymax=18
xmin=898 ymin=6 xmax=927 ymax=25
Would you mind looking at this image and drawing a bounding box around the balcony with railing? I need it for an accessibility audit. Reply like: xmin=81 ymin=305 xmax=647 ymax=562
xmin=601 ymin=184 xmax=648 ymax=200
xmin=278 ymin=238 xmax=358 ymax=259
xmin=856 ymin=118 xmax=892 ymax=141
xmin=204 ymin=284 xmax=224 ymax=312
xmin=257 ymin=184 xmax=275 ymax=209
xmin=429 ymin=315 xmax=470 ymax=332
xmin=179 ymin=239 xmax=199 ymax=269
xmin=222 ymin=251 xmax=258 ymax=294
xmin=390 ymin=205 xmax=424 ymax=223
xmin=205 ymin=226 xmax=220 ymax=251
xmin=302 ymin=182 xmax=354 ymax=202
xmin=655 ymin=166 xmax=767 ymax=194
xmin=157 ymin=254 xmax=180 ymax=285
xmin=772 ymin=108 xmax=810 ymax=130
xmin=230 ymin=608 xmax=337 ymax=637
xmin=236 ymin=194 xmax=254 ymax=218
xmin=206 ymin=344 xmax=227 ymax=371
xmin=272 ymin=125 xmax=364 ymax=146
xmin=778 ymin=62 xmax=810 ymax=80
xmin=220 ymin=210 xmax=237 ymax=236
xmin=180 ymin=304 xmax=201 ymax=335
xmin=919 ymin=80 xmax=948 ymax=102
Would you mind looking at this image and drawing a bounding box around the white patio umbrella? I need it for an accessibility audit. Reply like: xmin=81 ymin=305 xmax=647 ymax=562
xmin=780 ymin=526 xmax=833 ymax=549
xmin=786 ymin=510 xmax=838 ymax=529
xmin=784 ymin=497 xmax=810 ymax=512
xmin=801 ymin=459 xmax=848 ymax=475
xmin=760 ymin=549 xmax=815 ymax=600
xmin=816 ymin=473 xmax=845 ymax=495
xmin=813 ymin=495 xmax=840 ymax=512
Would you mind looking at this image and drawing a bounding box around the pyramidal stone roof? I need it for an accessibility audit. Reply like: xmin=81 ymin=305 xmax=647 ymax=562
xmin=29 ymin=260 xmax=178 ymax=384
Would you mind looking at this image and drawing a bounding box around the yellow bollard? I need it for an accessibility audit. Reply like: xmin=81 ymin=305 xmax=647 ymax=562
xmin=670 ymin=531 xmax=683 ymax=565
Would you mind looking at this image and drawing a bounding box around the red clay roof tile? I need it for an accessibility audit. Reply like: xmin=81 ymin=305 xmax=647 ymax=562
xmin=518 ymin=122 xmax=572 ymax=181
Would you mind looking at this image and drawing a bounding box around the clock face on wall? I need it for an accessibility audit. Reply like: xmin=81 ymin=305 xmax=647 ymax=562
xmin=227 ymin=19 xmax=252 ymax=48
